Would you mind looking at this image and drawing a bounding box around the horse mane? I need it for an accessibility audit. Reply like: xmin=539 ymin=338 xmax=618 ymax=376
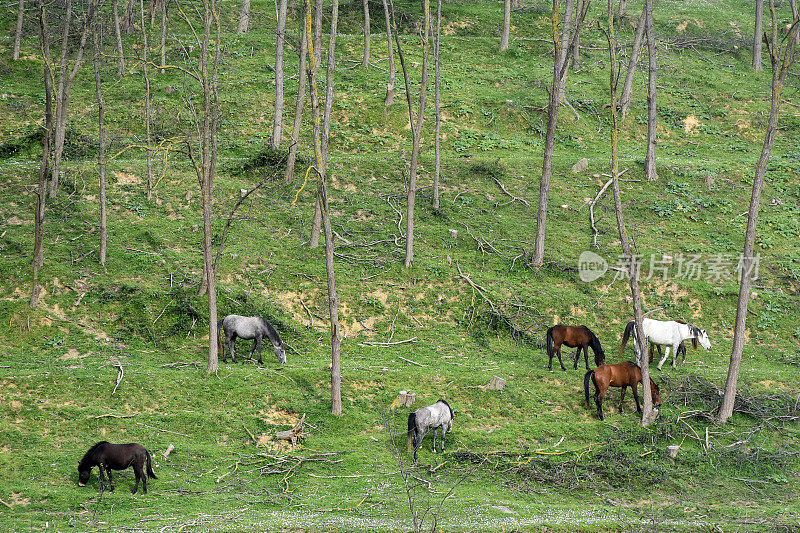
xmin=437 ymin=399 xmax=453 ymax=419
xmin=584 ymin=326 xmax=602 ymax=350
xmin=79 ymin=441 xmax=109 ymax=467
xmin=259 ymin=317 xmax=282 ymax=340
xmin=688 ymin=324 xmax=702 ymax=349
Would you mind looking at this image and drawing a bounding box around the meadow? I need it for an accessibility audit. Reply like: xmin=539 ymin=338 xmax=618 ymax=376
xmin=1 ymin=0 xmax=799 ymax=530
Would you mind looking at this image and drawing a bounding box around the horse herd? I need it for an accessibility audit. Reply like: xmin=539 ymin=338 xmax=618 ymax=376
xmin=76 ymin=314 xmax=711 ymax=491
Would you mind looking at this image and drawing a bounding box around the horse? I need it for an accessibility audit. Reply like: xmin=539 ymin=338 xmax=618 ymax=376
xmin=78 ymin=442 xmax=157 ymax=494
xmin=407 ymin=399 xmax=454 ymax=463
xmin=217 ymin=314 xmax=287 ymax=365
xmin=619 ymin=318 xmax=711 ymax=370
xmin=545 ymin=325 xmax=606 ymax=371
xmin=583 ymin=361 xmax=662 ymax=421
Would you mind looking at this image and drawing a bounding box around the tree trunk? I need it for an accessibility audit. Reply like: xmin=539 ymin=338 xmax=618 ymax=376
xmin=792 ymin=0 xmax=799 ymax=45
xmin=362 ymin=0 xmax=371 ymax=66
xmin=644 ymin=0 xmax=657 ymax=180
xmin=719 ymin=5 xmax=799 ymax=424
xmin=617 ymin=0 xmax=626 ymax=17
xmin=432 ymin=0 xmax=442 ymax=210
xmin=532 ymin=0 xmax=573 ymax=267
xmin=92 ymin=13 xmax=108 ymax=266
xmin=271 ymin=0 xmax=289 ymax=149
xmin=285 ymin=5 xmax=309 ymax=184
xmin=140 ymin=0 xmax=154 ymax=200
xmin=500 ymin=0 xmax=511 ymax=51
xmin=31 ymin=3 xmax=54 ymax=308
xmin=618 ymin=4 xmax=646 ymax=118
xmin=13 ymin=0 xmax=24 ymax=61
xmin=237 ymin=0 xmax=250 ymax=33
xmin=314 ymin=0 xmax=323 ymax=67
xmin=304 ymin=0 xmax=342 ymax=414
xmin=160 ymin=0 xmax=168 ymax=73
xmin=50 ymin=1 xmax=94 ymax=199
xmin=123 ymin=0 xmax=135 ymax=34
xmin=113 ymin=0 xmax=126 ymax=76
xmin=382 ymin=0 xmax=395 ymax=105
xmin=572 ymin=0 xmax=582 ymax=70
xmin=753 ymin=0 xmax=763 ymax=71
xmin=604 ymin=0 xmax=653 ymax=426
xmin=311 ymin=0 xmax=339 ymax=249
xmin=394 ymin=0 xmax=431 ymax=268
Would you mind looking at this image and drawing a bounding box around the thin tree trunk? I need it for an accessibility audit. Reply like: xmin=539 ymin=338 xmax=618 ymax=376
xmin=532 ymin=0 xmax=572 ymax=267
xmin=304 ymin=0 xmax=342 ymax=414
xmin=160 ymin=0 xmax=168 ymax=73
xmin=619 ymin=4 xmax=646 ymax=118
xmin=285 ymin=5 xmax=309 ymax=184
xmin=31 ymin=3 xmax=54 ymax=308
xmin=314 ymin=0 xmax=323 ymax=66
xmin=123 ymin=0 xmax=135 ymax=34
xmin=271 ymin=0 xmax=289 ymax=149
xmin=644 ymin=0 xmax=657 ymax=180
xmin=50 ymin=1 xmax=94 ymax=199
xmin=617 ymin=0 xmax=626 ymax=17
xmin=500 ymin=0 xmax=511 ymax=51
xmin=141 ymin=0 xmax=154 ymax=199
xmin=92 ymin=13 xmax=108 ymax=266
xmin=311 ymin=0 xmax=339 ymax=249
xmin=432 ymin=0 xmax=441 ymax=210
xmin=362 ymin=0 xmax=371 ymax=66
xmin=719 ymin=6 xmax=799 ymax=424
xmin=604 ymin=0 xmax=653 ymax=426
xmin=113 ymin=0 xmax=126 ymax=76
xmin=13 ymin=0 xmax=24 ymax=61
xmin=573 ymin=0 xmax=582 ymax=70
xmin=382 ymin=0 xmax=395 ymax=105
xmin=237 ymin=0 xmax=250 ymax=33
xmin=753 ymin=0 xmax=763 ymax=71
xmin=556 ymin=0 xmax=573 ymax=101
xmin=792 ymin=0 xmax=799 ymax=45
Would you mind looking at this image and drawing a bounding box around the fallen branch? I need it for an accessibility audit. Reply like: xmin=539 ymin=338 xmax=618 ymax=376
xmin=360 ymin=337 xmax=418 ymax=347
xmin=398 ymin=355 xmax=425 ymax=367
xmin=589 ymin=177 xmax=613 ymax=248
xmin=111 ymin=361 xmax=124 ymax=395
xmin=493 ymin=177 xmax=530 ymax=207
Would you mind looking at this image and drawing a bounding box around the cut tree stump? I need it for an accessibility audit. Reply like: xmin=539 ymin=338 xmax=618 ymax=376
xmin=481 ymin=375 xmax=506 ymax=391
xmin=276 ymin=413 xmax=307 ymax=452
xmin=391 ymin=390 xmax=416 ymax=409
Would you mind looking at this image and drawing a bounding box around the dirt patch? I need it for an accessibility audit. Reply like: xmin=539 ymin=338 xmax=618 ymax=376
xmin=350 ymin=380 xmax=377 ymax=392
xmin=258 ymin=406 xmax=299 ymax=426
xmin=655 ymin=282 xmax=690 ymax=305
xmin=6 ymin=215 xmax=24 ymax=225
xmin=683 ymin=115 xmax=701 ymax=135
xmin=442 ymin=19 xmax=474 ymax=35
xmin=256 ymin=433 xmax=297 ymax=453
xmin=59 ymin=348 xmax=86 ymax=361
xmin=9 ymin=493 xmax=30 ymax=507
xmin=113 ymin=171 xmax=140 ymax=185
xmin=9 ymin=400 xmax=22 ymax=410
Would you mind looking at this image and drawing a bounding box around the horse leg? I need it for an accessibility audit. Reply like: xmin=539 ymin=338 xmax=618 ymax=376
xmin=656 ymin=345 xmax=670 ymax=370
xmin=105 ymin=467 xmax=114 ymax=492
xmin=441 ymin=426 xmax=446 ymax=453
xmin=228 ymin=335 xmax=237 ymax=363
xmin=556 ymin=347 xmax=566 ymax=371
xmin=619 ymin=386 xmax=626 ymax=413
xmin=583 ymin=345 xmax=590 ymax=370
xmin=247 ymin=338 xmax=256 ymax=361
xmin=132 ymin=464 xmax=142 ymax=494
xmin=413 ymin=429 xmax=427 ymax=462
xmin=256 ymin=336 xmax=264 ymax=364
xmin=97 ymin=465 xmax=107 ymax=492
xmin=632 ymin=386 xmax=642 ymax=414
xmin=671 ymin=343 xmax=679 ymax=368
xmin=594 ymin=390 xmax=605 ymax=420
xmin=573 ymin=347 xmax=581 ymax=370
xmin=431 ymin=427 xmax=438 ymax=453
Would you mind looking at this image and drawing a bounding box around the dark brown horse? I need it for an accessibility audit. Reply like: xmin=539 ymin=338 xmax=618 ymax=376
xmin=78 ymin=442 xmax=157 ymax=494
xmin=545 ymin=325 xmax=606 ymax=371
xmin=584 ymin=361 xmax=661 ymax=420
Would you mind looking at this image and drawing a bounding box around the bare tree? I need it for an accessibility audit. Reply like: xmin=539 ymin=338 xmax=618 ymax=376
xmin=573 ymin=0 xmax=583 ymax=70
xmin=92 ymin=10 xmax=108 ymax=265
xmin=112 ymin=0 xmax=126 ymax=76
xmin=303 ymin=0 xmax=342 ymax=414
xmin=271 ymin=0 xmax=289 ymax=150
xmin=140 ymin=0 xmax=154 ymax=199
xmin=753 ymin=0 xmax=764 ymax=71
xmin=363 ymin=0 xmax=371 ymax=66
xmin=500 ymin=0 xmax=511 ymax=51
xmin=643 ymin=0 xmax=657 ymax=180
xmin=13 ymin=0 xmax=24 ymax=60
xmin=602 ymin=0 xmax=654 ymax=426
xmin=31 ymin=3 xmax=55 ymax=308
xmin=160 ymin=0 xmax=168 ymax=73
xmin=381 ymin=0 xmax=396 ymax=105
xmin=432 ymin=0 xmax=442 ymax=210
xmin=237 ymin=0 xmax=250 ymax=33
xmin=393 ymin=0 xmax=431 ymax=268
xmin=49 ymin=0 xmax=95 ymax=198
xmin=719 ymin=7 xmax=799 ymax=424
xmin=285 ymin=4 xmax=309 ymax=183
xmin=314 ymin=0 xmax=323 ymax=66
xmin=618 ymin=5 xmax=646 ymax=118
xmin=310 ymin=0 xmax=339 ymax=249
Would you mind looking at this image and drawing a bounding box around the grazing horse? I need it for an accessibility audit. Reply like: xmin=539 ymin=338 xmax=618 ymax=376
xmin=78 ymin=442 xmax=157 ymax=494
xmin=619 ymin=318 xmax=711 ymax=370
xmin=545 ymin=325 xmax=606 ymax=371
xmin=217 ymin=314 xmax=287 ymax=365
xmin=407 ymin=399 xmax=454 ymax=463
xmin=584 ymin=362 xmax=662 ymax=421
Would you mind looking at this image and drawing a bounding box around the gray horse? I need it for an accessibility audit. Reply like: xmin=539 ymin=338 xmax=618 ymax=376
xmin=407 ymin=399 xmax=454 ymax=462
xmin=217 ymin=315 xmax=287 ymax=365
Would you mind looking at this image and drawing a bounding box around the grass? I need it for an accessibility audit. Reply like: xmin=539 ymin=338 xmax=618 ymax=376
xmin=1 ymin=0 xmax=800 ymax=530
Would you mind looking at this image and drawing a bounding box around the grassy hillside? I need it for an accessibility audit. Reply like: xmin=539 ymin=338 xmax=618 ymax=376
xmin=1 ymin=0 xmax=799 ymax=530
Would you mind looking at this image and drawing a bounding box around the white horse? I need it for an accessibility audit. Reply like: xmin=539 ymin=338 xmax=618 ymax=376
xmin=407 ymin=399 xmax=454 ymax=463
xmin=619 ymin=318 xmax=711 ymax=370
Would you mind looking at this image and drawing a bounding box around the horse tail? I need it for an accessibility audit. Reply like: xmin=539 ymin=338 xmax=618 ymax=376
xmin=407 ymin=412 xmax=416 ymax=451
xmin=545 ymin=327 xmax=554 ymax=359
xmin=584 ymin=369 xmax=594 ymax=408
xmin=619 ymin=320 xmax=635 ymax=359
xmin=145 ymin=449 xmax=157 ymax=479
xmin=216 ymin=319 xmax=224 ymax=354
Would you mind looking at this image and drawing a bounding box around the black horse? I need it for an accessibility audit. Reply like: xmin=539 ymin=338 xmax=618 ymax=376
xmin=78 ymin=442 xmax=157 ymax=494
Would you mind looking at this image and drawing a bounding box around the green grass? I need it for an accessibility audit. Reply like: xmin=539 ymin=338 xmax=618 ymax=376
xmin=1 ymin=0 xmax=800 ymax=530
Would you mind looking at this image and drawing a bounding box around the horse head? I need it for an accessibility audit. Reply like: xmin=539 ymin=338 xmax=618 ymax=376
xmin=77 ymin=463 xmax=91 ymax=486
xmin=696 ymin=328 xmax=711 ymax=350
xmin=650 ymin=380 xmax=662 ymax=407
xmin=274 ymin=343 xmax=287 ymax=364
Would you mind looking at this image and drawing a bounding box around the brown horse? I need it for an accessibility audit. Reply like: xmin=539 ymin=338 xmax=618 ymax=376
xmin=545 ymin=325 xmax=606 ymax=371
xmin=583 ymin=361 xmax=661 ymax=420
